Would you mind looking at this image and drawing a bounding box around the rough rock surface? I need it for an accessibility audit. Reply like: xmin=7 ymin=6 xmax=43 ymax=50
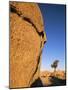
xmin=10 ymin=2 xmax=46 ymax=88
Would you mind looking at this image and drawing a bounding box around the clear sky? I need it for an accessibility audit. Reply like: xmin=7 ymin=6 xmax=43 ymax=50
xmin=38 ymin=3 xmax=66 ymax=71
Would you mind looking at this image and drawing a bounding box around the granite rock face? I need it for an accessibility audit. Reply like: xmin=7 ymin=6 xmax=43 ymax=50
xmin=10 ymin=2 xmax=47 ymax=88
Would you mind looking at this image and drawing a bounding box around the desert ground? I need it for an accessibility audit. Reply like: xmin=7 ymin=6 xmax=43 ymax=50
xmin=40 ymin=70 xmax=66 ymax=86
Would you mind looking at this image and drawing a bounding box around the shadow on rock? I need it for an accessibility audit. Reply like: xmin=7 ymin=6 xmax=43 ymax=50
xmin=31 ymin=78 xmax=43 ymax=87
xmin=49 ymin=76 xmax=66 ymax=86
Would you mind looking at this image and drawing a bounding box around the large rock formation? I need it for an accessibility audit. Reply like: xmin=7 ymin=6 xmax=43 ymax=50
xmin=10 ymin=2 xmax=47 ymax=88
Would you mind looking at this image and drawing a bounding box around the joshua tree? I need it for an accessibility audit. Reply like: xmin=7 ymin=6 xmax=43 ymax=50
xmin=51 ymin=60 xmax=59 ymax=73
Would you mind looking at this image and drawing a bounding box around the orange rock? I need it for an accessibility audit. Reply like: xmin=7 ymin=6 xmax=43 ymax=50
xmin=10 ymin=2 xmax=47 ymax=88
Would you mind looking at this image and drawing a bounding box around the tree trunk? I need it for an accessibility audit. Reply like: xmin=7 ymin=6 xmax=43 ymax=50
xmin=54 ymin=68 xmax=56 ymax=72
xmin=54 ymin=68 xmax=56 ymax=76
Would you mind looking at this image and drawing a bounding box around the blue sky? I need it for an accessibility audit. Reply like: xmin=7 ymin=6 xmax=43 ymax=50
xmin=38 ymin=4 xmax=66 ymax=71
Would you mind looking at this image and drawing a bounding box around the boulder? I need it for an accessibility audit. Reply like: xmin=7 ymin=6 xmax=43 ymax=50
xmin=10 ymin=2 xmax=46 ymax=88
